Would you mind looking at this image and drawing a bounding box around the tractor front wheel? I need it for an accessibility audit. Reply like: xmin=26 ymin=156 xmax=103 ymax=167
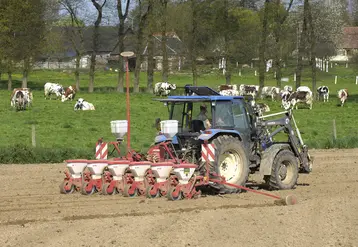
xmin=267 ymin=150 xmax=299 ymax=190
xmin=212 ymin=135 xmax=250 ymax=194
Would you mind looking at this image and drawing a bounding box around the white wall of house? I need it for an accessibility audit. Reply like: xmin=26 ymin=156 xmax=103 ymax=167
xmin=33 ymin=53 xmax=109 ymax=70
xmin=330 ymin=49 xmax=349 ymax=62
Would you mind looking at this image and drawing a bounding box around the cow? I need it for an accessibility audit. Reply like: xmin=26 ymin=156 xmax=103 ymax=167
xmin=44 ymin=82 xmax=64 ymax=100
xmin=154 ymin=82 xmax=177 ymax=96
xmin=218 ymin=84 xmax=238 ymax=92
xmin=297 ymin=86 xmax=312 ymax=96
xmin=11 ymin=90 xmax=28 ymax=111
xmin=337 ymin=89 xmax=348 ymax=107
xmin=317 ymin=86 xmax=329 ymax=102
xmin=286 ymin=91 xmax=313 ymax=110
xmin=255 ymin=103 xmax=270 ymax=116
xmin=260 ymin=86 xmax=280 ymax=101
xmin=280 ymin=90 xmax=292 ymax=109
xmin=61 ymin=85 xmax=76 ymax=102
xmin=10 ymin=88 xmax=33 ymax=107
xmin=239 ymin=84 xmax=259 ymax=99
xmin=74 ymin=98 xmax=95 ymax=111
xmin=219 ymin=89 xmax=240 ymax=96
xmin=283 ymin=85 xmax=293 ymax=92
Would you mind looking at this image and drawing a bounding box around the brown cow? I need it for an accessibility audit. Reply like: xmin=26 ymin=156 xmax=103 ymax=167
xmin=61 ymin=85 xmax=76 ymax=102
xmin=337 ymin=89 xmax=348 ymax=107
xmin=218 ymin=84 xmax=237 ymax=92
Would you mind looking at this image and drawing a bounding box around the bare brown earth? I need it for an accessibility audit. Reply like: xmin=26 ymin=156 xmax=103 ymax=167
xmin=0 ymin=149 xmax=358 ymax=247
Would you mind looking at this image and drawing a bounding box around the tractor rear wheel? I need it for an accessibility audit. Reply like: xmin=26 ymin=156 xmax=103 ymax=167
xmin=212 ymin=135 xmax=250 ymax=194
xmin=268 ymin=150 xmax=299 ymax=190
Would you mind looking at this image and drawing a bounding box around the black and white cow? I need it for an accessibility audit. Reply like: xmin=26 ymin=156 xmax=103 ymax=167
xmin=317 ymin=86 xmax=329 ymax=102
xmin=283 ymin=85 xmax=293 ymax=93
xmin=154 ymin=82 xmax=177 ymax=96
xmin=44 ymin=82 xmax=64 ymax=100
xmin=260 ymin=86 xmax=280 ymax=101
xmin=255 ymin=103 xmax=270 ymax=116
xmin=11 ymin=90 xmax=28 ymax=111
xmin=239 ymin=84 xmax=259 ymax=99
xmin=280 ymin=90 xmax=291 ymax=109
xmin=219 ymin=89 xmax=240 ymax=96
xmin=74 ymin=98 xmax=95 ymax=111
xmin=297 ymin=86 xmax=312 ymax=97
xmin=285 ymin=91 xmax=313 ymax=110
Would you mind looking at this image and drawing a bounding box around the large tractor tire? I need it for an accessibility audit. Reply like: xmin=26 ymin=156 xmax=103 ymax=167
xmin=267 ymin=150 xmax=299 ymax=190
xmin=212 ymin=135 xmax=250 ymax=194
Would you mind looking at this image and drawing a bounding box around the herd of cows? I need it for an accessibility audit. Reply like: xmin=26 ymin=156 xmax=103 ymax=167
xmin=10 ymin=82 xmax=95 ymax=111
xmin=216 ymin=84 xmax=348 ymax=110
xmin=153 ymin=81 xmax=349 ymax=110
xmin=9 ymin=81 xmax=349 ymax=112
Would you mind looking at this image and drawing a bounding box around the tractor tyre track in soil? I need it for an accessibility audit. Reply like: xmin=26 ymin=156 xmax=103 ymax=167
xmin=0 ymin=149 xmax=358 ymax=247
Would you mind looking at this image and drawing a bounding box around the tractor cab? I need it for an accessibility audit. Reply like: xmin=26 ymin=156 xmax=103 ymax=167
xmin=155 ymin=86 xmax=255 ymax=146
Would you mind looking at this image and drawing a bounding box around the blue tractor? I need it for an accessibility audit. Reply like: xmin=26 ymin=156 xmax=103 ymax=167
xmin=151 ymin=86 xmax=312 ymax=194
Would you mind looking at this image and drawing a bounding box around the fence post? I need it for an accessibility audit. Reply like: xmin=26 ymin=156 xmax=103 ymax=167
xmin=32 ymin=125 xmax=36 ymax=147
xmin=333 ymin=119 xmax=337 ymax=141
xmin=335 ymin=75 xmax=337 ymax=84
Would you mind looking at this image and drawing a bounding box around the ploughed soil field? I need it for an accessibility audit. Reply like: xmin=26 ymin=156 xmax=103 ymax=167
xmin=0 ymin=149 xmax=358 ymax=247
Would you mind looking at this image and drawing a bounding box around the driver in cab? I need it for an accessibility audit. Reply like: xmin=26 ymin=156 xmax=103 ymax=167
xmin=196 ymin=104 xmax=211 ymax=129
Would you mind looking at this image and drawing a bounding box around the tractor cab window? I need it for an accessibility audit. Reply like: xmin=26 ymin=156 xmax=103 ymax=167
xmin=232 ymin=102 xmax=249 ymax=129
xmin=170 ymin=102 xmax=184 ymax=128
xmin=214 ymin=102 xmax=234 ymax=128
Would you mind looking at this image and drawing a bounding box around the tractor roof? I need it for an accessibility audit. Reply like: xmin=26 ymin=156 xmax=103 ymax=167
xmin=163 ymin=95 xmax=243 ymax=102
xmin=154 ymin=86 xmax=244 ymax=102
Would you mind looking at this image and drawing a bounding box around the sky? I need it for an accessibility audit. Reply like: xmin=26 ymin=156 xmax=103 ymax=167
xmin=79 ymin=0 xmax=136 ymax=26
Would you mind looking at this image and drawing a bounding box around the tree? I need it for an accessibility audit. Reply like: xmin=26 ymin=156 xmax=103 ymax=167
xmin=116 ymin=0 xmax=131 ymax=92
xmin=307 ymin=0 xmax=317 ymax=95
xmin=295 ymin=0 xmax=308 ymax=89
xmin=0 ymin=0 xmax=48 ymax=88
xmin=88 ymin=0 xmax=107 ymax=93
xmin=146 ymin=0 xmax=155 ymax=92
xmin=160 ymin=0 xmax=169 ymax=82
xmin=259 ymin=0 xmax=270 ymax=91
xmin=58 ymin=0 xmax=86 ymax=91
xmin=133 ymin=0 xmax=150 ymax=93
xmin=189 ymin=0 xmax=198 ymax=86
xmin=272 ymin=0 xmax=294 ymax=88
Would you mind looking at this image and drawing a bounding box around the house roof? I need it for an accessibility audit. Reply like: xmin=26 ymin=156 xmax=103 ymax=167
xmin=39 ymin=26 xmax=184 ymax=59
xmin=83 ymin=26 xmax=119 ymax=53
xmin=151 ymin=33 xmax=184 ymax=56
xmin=111 ymin=31 xmax=185 ymax=57
xmin=341 ymin=27 xmax=358 ymax=49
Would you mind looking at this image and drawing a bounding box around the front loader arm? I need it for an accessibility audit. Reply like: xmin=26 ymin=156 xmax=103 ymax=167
xmin=258 ymin=110 xmax=312 ymax=173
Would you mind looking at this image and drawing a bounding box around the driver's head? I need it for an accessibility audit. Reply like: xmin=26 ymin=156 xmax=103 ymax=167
xmin=200 ymin=104 xmax=207 ymax=113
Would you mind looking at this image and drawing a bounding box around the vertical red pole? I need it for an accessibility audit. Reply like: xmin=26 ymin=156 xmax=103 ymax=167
xmin=125 ymin=57 xmax=131 ymax=151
